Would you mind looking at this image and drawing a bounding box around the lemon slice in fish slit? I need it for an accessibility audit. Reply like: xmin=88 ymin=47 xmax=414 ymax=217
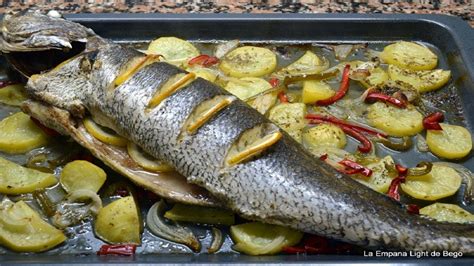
xmin=83 ymin=118 xmax=128 ymax=147
xmin=127 ymin=142 xmax=174 ymax=172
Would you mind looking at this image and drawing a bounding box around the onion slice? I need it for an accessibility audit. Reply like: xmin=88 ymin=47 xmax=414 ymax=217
xmin=52 ymin=189 xmax=103 ymax=228
xmin=416 ymin=134 xmax=429 ymax=152
xmin=208 ymin=227 xmax=224 ymax=254
xmin=146 ymin=200 xmax=201 ymax=252
xmin=435 ymin=162 xmax=474 ymax=205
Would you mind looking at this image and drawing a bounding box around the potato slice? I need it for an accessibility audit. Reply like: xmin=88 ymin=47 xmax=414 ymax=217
xmin=190 ymin=67 xmax=217 ymax=82
xmin=60 ymin=160 xmax=107 ymax=193
xmin=230 ymin=222 xmax=303 ymax=255
xmin=387 ymin=65 xmax=451 ymax=93
xmin=419 ymin=203 xmax=474 ymax=223
xmin=367 ymin=102 xmax=423 ymax=137
xmin=0 ymin=199 xmax=66 ymax=252
xmin=219 ymin=46 xmax=277 ymax=78
xmin=401 ymin=164 xmax=462 ymax=201
xmin=301 ymin=80 xmax=335 ymax=104
xmin=276 ymin=50 xmax=328 ymax=77
xmin=303 ymin=123 xmax=346 ymax=149
xmin=0 ymin=157 xmax=57 ymax=194
xmin=224 ymin=77 xmax=272 ymax=100
xmin=426 ymin=123 xmax=472 ymax=159
xmin=352 ymin=156 xmax=397 ymax=193
xmin=94 ymin=196 xmax=141 ymax=244
xmin=147 ymin=37 xmax=200 ymax=66
xmin=268 ymin=103 xmax=307 ymax=142
xmin=380 ymin=41 xmax=438 ymax=70
xmin=0 ymin=84 xmax=28 ymax=106
xmin=360 ymin=67 xmax=389 ymax=88
xmin=0 ymin=112 xmax=49 ymax=154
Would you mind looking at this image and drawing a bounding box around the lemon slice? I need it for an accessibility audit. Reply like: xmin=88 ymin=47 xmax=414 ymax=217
xmin=147 ymin=37 xmax=200 ymax=66
xmin=401 ymin=164 xmax=462 ymax=201
xmin=230 ymin=222 xmax=303 ymax=255
xmin=0 ymin=200 xmax=66 ymax=252
xmin=0 ymin=112 xmax=49 ymax=154
xmin=94 ymin=196 xmax=141 ymax=244
xmin=426 ymin=123 xmax=472 ymax=159
xmin=419 ymin=203 xmax=474 ymax=223
xmin=0 ymin=84 xmax=28 ymax=106
xmin=380 ymin=41 xmax=438 ymax=71
xmin=127 ymin=142 xmax=174 ymax=172
xmin=367 ymin=102 xmax=423 ymax=137
xmin=60 ymin=160 xmax=107 ymax=193
xmin=220 ymin=46 xmax=277 ymax=78
xmin=83 ymin=117 xmax=128 ymax=146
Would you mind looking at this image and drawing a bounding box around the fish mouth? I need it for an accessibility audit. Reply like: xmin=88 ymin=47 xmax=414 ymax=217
xmin=21 ymin=100 xmax=220 ymax=207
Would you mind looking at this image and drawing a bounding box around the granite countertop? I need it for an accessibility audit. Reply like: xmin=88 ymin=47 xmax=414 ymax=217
xmin=1 ymin=0 xmax=473 ymax=26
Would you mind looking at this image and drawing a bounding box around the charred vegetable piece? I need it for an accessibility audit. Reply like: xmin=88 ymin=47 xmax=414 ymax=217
xmin=387 ymin=65 xmax=451 ymax=93
xmin=367 ymin=102 xmax=423 ymax=137
xmin=351 ymin=156 xmax=397 ymax=193
xmin=380 ymin=41 xmax=438 ymax=71
xmin=276 ymin=51 xmax=328 ymax=77
xmin=301 ymin=80 xmax=335 ymax=104
xmin=268 ymin=103 xmax=307 ymax=142
xmin=426 ymin=123 xmax=472 ymax=159
xmin=164 ymin=203 xmax=235 ymax=226
xmin=219 ymin=46 xmax=277 ymax=78
xmin=224 ymin=77 xmax=272 ymax=100
xmin=419 ymin=203 xmax=474 ymax=223
xmin=147 ymin=37 xmax=200 ymax=66
xmin=0 ymin=157 xmax=56 ymax=194
xmin=127 ymin=143 xmax=174 ymax=172
xmin=316 ymin=64 xmax=351 ymax=106
xmin=0 ymin=199 xmax=66 ymax=252
xmin=83 ymin=117 xmax=128 ymax=147
xmin=230 ymin=222 xmax=303 ymax=255
xmin=97 ymin=244 xmax=137 ymax=256
xmin=0 ymin=84 xmax=27 ymax=106
xmin=401 ymin=164 xmax=462 ymax=201
xmin=60 ymin=160 xmax=107 ymax=193
xmin=0 ymin=112 xmax=49 ymax=154
xmin=303 ymin=123 xmax=346 ymax=149
xmin=360 ymin=67 xmax=388 ymax=88
xmin=94 ymin=196 xmax=141 ymax=244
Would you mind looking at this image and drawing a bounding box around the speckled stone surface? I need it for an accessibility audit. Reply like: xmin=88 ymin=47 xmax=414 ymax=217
xmin=1 ymin=0 xmax=473 ymax=26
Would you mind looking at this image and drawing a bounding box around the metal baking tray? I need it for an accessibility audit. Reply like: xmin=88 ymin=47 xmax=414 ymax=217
xmin=1 ymin=13 xmax=474 ymax=264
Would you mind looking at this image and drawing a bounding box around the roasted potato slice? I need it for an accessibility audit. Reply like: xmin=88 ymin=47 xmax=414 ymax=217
xmin=224 ymin=77 xmax=272 ymax=100
xmin=0 ymin=84 xmax=28 ymax=106
xmin=420 ymin=203 xmax=474 ymax=223
xmin=230 ymin=222 xmax=303 ymax=255
xmin=147 ymin=37 xmax=200 ymax=66
xmin=94 ymin=196 xmax=141 ymax=244
xmin=219 ymin=46 xmax=277 ymax=78
xmin=380 ymin=41 xmax=438 ymax=70
xmin=303 ymin=123 xmax=346 ymax=149
xmin=426 ymin=123 xmax=472 ymax=159
xmin=387 ymin=65 xmax=451 ymax=93
xmin=276 ymin=50 xmax=328 ymax=77
xmin=360 ymin=67 xmax=389 ymax=88
xmin=0 ymin=112 xmax=49 ymax=154
xmin=268 ymin=103 xmax=306 ymax=142
xmin=60 ymin=160 xmax=107 ymax=193
xmin=401 ymin=164 xmax=462 ymax=201
xmin=301 ymin=80 xmax=335 ymax=104
xmin=0 ymin=199 xmax=66 ymax=252
xmin=0 ymin=157 xmax=57 ymax=194
xmin=352 ymin=156 xmax=397 ymax=193
xmin=367 ymin=102 xmax=423 ymax=137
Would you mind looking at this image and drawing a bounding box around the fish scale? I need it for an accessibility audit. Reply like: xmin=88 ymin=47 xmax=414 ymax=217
xmin=2 ymin=11 xmax=474 ymax=253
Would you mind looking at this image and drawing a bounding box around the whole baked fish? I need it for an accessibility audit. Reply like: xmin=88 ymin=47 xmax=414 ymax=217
xmin=2 ymin=11 xmax=473 ymax=253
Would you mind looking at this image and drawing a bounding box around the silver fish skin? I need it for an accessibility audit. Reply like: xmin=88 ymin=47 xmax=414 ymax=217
xmin=3 ymin=11 xmax=474 ymax=253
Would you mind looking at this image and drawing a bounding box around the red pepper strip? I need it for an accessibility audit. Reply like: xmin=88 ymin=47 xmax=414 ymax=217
xmin=278 ymin=91 xmax=289 ymax=103
xmin=0 ymin=80 xmax=19 ymax=89
xmin=269 ymin=77 xmax=279 ymax=88
xmin=365 ymin=92 xmax=407 ymax=109
xmin=387 ymin=164 xmax=409 ymax=201
xmin=305 ymin=114 xmax=388 ymax=138
xmin=338 ymin=159 xmax=373 ymax=177
xmin=423 ymin=112 xmax=444 ymax=130
xmin=396 ymin=164 xmax=408 ymax=176
xmin=30 ymin=117 xmax=61 ymax=137
xmin=316 ymin=64 xmax=351 ymax=106
xmin=407 ymin=204 xmax=420 ymax=214
xmin=97 ymin=244 xmax=137 ymax=256
xmin=188 ymin=54 xmax=219 ymax=67
xmin=319 ymin=153 xmax=328 ymax=161
xmin=281 ymin=246 xmax=307 ymax=254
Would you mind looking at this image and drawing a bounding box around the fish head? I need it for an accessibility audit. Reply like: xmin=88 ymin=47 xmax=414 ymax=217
xmin=1 ymin=10 xmax=97 ymax=76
